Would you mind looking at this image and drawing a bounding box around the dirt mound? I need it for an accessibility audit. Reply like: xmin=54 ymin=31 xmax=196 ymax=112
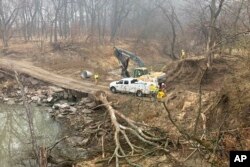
xmin=163 ymin=57 xmax=230 ymax=90
xmin=164 ymin=58 xmax=204 ymax=84
xmin=161 ymin=55 xmax=250 ymax=127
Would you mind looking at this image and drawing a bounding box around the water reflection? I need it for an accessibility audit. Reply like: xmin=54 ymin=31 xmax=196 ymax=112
xmin=0 ymin=103 xmax=60 ymax=167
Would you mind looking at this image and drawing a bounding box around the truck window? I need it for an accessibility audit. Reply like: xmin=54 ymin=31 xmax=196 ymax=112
xmin=131 ymin=79 xmax=138 ymax=84
xmin=124 ymin=81 xmax=129 ymax=84
xmin=143 ymin=69 xmax=149 ymax=75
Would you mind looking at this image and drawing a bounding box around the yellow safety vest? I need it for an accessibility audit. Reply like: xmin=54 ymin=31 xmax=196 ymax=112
xmin=181 ymin=50 xmax=186 ymax=59
xmin=94 ymin=74 xmax=99 ymax=79
xmin=157 ymin=91 xmax=165 ymax=99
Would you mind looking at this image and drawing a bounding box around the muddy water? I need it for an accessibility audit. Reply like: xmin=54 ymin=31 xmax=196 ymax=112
xmin=0 ymin=103 xmax=60 ymax=167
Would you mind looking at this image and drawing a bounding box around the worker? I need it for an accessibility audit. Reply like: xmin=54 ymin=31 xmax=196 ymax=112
xmin=181 ymin=49 xmax=186 ymax=59
xmin=94 ymin=73 xmax=99 ymax=85
xmin=159 ymin=83 xmax=166 ymax=92
xmin=157 ymin=89 xmax=165 ymax=101
xmin=149 ymin=84 xmax=158 ymax=99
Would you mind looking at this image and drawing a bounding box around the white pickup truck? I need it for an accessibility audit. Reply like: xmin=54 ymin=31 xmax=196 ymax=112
xmin=109 ymin=78 xmax=157 ymax=96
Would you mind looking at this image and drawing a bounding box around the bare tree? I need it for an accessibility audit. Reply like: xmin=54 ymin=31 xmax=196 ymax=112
xmin=0 ymin=0 xmax=20 ymax=47
xmin=0 ymin=0 xmax=247 ymax=57
xmin=159 ymin=2 xmax=180 ymax=60
xmin=206 ymin=0 xmax=225 ymax=68
xmin=51 ymin=0 xmax=63 ymax=43
xmin=14 ymin=72 xmax=40 ymax=166
xmin=110 ymin=0 xmax=132 ymax=42
xmin=223 ymin=0 xmax=245 ymax=55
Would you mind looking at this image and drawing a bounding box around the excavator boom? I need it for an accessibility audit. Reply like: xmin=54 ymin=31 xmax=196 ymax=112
xmin=113 ymin=47 xmax=166 ymax=83
xmin=113 ymin=47 xmax=145 ymax=77
xmin=117 ymin=49 xmax=145 ymax=67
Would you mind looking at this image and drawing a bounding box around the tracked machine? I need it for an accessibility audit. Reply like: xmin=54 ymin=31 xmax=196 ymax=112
xmin=113 ymin=47 xmax=166 ymax=84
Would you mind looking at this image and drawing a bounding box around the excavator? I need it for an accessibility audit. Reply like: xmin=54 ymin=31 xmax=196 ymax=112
xmin=113 ymin=47 xmax=166 ymax=84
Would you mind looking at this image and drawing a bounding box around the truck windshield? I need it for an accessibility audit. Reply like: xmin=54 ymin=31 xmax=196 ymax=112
xmin=117 ymin=80 xmax=123 ymax=84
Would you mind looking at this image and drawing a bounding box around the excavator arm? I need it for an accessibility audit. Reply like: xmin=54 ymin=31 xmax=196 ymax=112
xmin=113 ymin=47 xmax=145 ymax=77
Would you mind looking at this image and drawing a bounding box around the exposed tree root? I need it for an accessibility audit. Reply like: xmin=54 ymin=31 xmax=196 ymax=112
xmin=96 ymin=91 xmax=172 ymax=167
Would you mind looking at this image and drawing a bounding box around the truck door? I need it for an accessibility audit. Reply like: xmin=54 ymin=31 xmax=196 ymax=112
xmin=123 ymin=80 xmax=129 ymax=92
xmin=116 ymin=80 xmax=124 ymax=92
xmin=130 ymin=79 xmax=138 ymax=93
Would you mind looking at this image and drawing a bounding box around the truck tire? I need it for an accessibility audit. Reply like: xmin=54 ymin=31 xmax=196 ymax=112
xmin=110 ymin=87 xmax=116 ymax=93
xmin=136 ymin=90 xmax=143 ymax=97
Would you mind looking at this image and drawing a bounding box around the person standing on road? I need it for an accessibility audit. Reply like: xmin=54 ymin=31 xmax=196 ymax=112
xmin=94 ymin=73 xmax=99 ymax=85
xmin=181 ymin=49 xmax=186 ymax=59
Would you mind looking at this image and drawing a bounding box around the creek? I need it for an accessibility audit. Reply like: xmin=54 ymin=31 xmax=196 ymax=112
xmin=0 ymin=103 xmax=60 ymax=167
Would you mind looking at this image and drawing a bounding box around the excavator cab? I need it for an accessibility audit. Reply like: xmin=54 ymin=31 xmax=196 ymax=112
xmin=133 ymin=67 xmax=149 ymax=78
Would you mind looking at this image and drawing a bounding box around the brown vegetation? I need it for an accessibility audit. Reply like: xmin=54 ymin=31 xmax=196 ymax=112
xmin=0 ymin=0 xmax=250 ymax=166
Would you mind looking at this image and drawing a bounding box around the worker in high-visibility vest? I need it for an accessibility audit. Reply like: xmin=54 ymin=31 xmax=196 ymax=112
xmin=94 ymin=74 xmax=99 ymax=85
xmin=157 ymin=89 xmax=165 ymax=101
xmin=181 ymin=49 xmax=186 ymax=59
xmin=149 ymin=84 xmax=158 ymax=99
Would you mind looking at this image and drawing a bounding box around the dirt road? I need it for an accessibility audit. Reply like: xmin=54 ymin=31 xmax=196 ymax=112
xmin=0 ymin=57 xmax=108 ymax=93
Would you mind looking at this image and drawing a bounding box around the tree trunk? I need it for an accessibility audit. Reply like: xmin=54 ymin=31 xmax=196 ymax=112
xmin=206 ymin=32 xmax=213 ymax=68
xmin=63 ymin=0 xmax=68 ymax=38
xmin=2 ymin=25 xmax=8 ymax=48
xmin=102 ymin=7 xmax=107 ymax=43
xmin=206 ymin=0 xmax=225 ymax=68
xmin=170 ymin=10 xmax=176 ymax=60
xmin=159 ymin=4 xmax=178 ymax=60
xmin=110 ymin=0 xmax=118 ymax=42
xmin=78 ymin=0 xmax=85 ymax=35
xmin=50 ymin=22 xmax=53 ymax=43
xmin=97 ymin=9 xmax=102 ymax=44
xmin=54 ymin=12 xmax=58 ymax=42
